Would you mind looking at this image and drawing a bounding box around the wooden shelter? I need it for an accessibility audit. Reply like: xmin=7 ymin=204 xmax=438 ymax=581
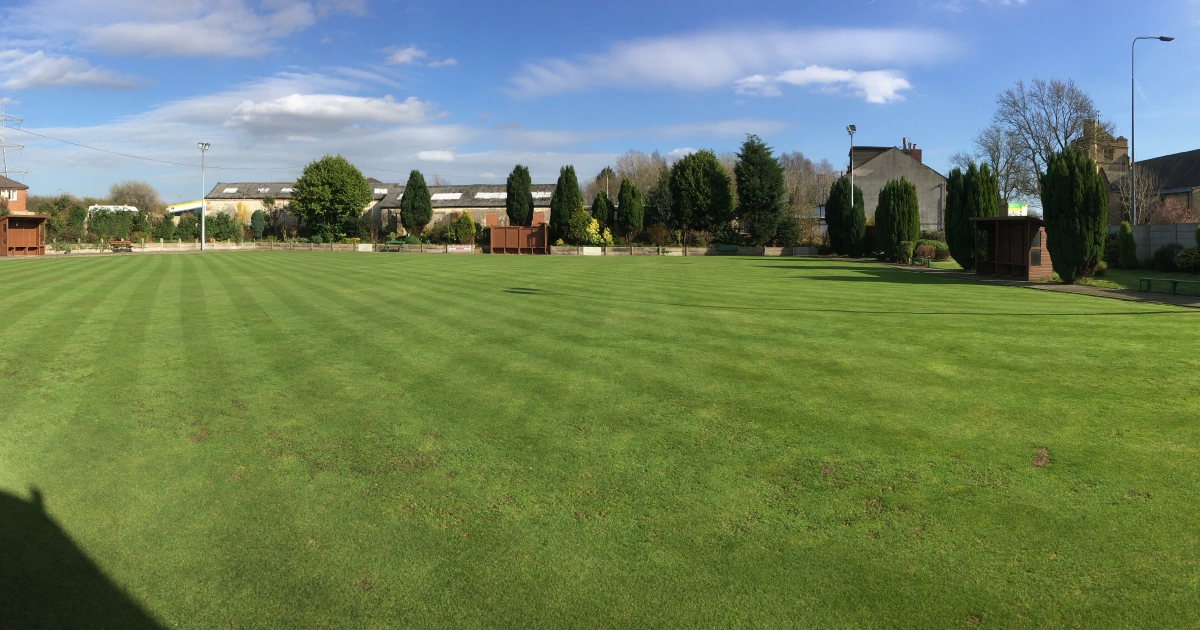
xmin=490 ymin=224 xmax=550 ymax=254
xmin=0 ymin=215 xmax=47 ymax=256
xmin=970 ymin=216 xmax=1053 ymax=281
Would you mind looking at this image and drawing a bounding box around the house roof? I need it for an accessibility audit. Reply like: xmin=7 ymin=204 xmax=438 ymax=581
xmin=206 ymin=183 xmax=296 ymax=200
xmin=1138 ymin=148 xmax=1200 ymax=192
xmin=0 ymin=174 xmax=28 ymax=190
xmin=851 ymin=146 xmax=946 ymax=181
xmin=375 ymin=183 xmax=557 ymax=209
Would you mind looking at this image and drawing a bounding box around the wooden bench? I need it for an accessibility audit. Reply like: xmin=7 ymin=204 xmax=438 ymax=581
xmin=109 ymin=240 xmax=133 ymax=252
xmin=1139 ymin=277 xmax=1200 ymax=295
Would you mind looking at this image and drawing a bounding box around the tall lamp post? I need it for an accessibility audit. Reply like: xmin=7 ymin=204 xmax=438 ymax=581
xmin=846 ymin=125 xmax=856 ymax=219
xmin=1131 ymin=36 xmax=1172 ymax=225
xmin=198 ymin=142 xmax=210 ymax=250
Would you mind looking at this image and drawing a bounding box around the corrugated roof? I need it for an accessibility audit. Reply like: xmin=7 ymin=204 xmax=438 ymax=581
xmin=1139 ymin=148 xmax=1200 ymax=192
xmin=206 ymin=182 xmax=556 ymax=207
xmin=206 ymin=183 xmax=295 ymax=200
xmin=0 ymin=174 xmax=28 ymax=190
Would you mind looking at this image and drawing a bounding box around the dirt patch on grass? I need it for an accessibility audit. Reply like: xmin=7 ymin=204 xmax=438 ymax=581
xmin=1031 ymin=448 xmax=1051 ymax=468
xmin=189 ymin=429 xmax=210 ymax=443
xmin=356 ymin=577 xmax=372 ymax=592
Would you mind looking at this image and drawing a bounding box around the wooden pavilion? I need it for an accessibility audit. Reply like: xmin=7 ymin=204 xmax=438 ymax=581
xmin=0 ymin=215 xmax=48 ymax=256
xmin=969 ymin=216 xmax=1053 ymax=281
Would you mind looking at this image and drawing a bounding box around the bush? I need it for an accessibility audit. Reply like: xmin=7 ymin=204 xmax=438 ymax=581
xmin=1093 ymin=260 xmax=1107 ymax=277
xmin=404 ymin=234 xmax=420 ymax=245
xmin=1154 ymin=243 xmax=1184 ymax=272
xmin=920 ymin=230 xmax=946 ymax=242
xmin=898 ymin=241 xmax=915 ymax=262
xmin=916 ymin=238 xmax=948 ymax=251
xmin=1175 ymin=246 xmax=1200 ymax=274
xmin=452 ymin=211 xmax=476 ymax=244
xmin=934 ymin=249 xmax=951 ymax=261
xmin=645 ymin=223 xmax=671 ymax=246
xmin=250 ymin=210 xmax=266 ymax=239
xmin=913 ymin=243 xmax=936 ymax=260
xmin=311 ymin=234 xmax=324 ymax=245
xmin=685 ymin=230 xmax=711 ymax=247
xmin=1118 ymin=221 xmax=1138 ymax=270
xmin=1103 ymin=231 xmax=1121 ymax=267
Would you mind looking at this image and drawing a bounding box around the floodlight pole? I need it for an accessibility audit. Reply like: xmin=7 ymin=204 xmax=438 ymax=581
xmin=198 ymin=142 xmax=210 ymax=249
xmin=847 ymin=125 xmax=856 ymax=223
xmin=1131 ymin=36 xmax=1173 ymax=225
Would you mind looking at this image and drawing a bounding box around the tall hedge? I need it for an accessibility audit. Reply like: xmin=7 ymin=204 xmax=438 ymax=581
xmin=550 ymin=166 xmax=582 ymax=239
xmin=617 ymin=177 xmax=643 ymax=238
xmin=1040 ymin=148 xmax=1107 ymax=283
xmin=590 ymin=191 xmax=613 ymax=229
xmin=734 ymin=134 xmax=789 ymax=246
xmin=505 ymin=165 xmax=534 ymax=226
xmin=825 ymin=176 xmax=864 ymax=256
xmin=1118 ymin=221 xmax=1138 ymax=269
xmin=875 ymin=177 xmax=919 ymax=260
xmin=400 ymin=170 xmax=432 ymax=235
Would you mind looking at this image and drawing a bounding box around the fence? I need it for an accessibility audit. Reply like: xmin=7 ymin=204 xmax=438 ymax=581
xmin=1107 ymin=223 xmax=1198 ymax=261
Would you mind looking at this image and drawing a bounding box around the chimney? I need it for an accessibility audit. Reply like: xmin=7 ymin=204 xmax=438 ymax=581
xmin=902 ymin=140 xmax=922 ymax=164
xmin=903 ymin=137 xmax=908 ymax=150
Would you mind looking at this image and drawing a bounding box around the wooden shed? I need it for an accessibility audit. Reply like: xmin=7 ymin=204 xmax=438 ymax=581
xmin=1 ymin=215 xmax=47 ymax=256
xmin=490 ymin=224 xmax=550 ymax=254
xmin=970 ymin=216 xmax=1053 ymax=281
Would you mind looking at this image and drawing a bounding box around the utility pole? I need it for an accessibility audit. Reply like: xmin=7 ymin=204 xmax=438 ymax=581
xmin=846 ymin=125 xmax=857 ymax=222
xmin=1131 ymin=36 xmax=1173 ymax=225
xmin=0 ymin=101 xmax=28 ymax=179
xmin=198 ymin=142 xmax=210 ymax=249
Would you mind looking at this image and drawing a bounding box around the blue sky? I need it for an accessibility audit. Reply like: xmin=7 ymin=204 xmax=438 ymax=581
xmin=0 ymin=0 xmax=1197 ymax=202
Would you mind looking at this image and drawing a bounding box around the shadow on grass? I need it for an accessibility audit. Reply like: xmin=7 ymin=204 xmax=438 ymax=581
xmin=0 ymin=489 xmax=163 ymax=629
xmin=504 ymin=288 xmax=1196 ymax=317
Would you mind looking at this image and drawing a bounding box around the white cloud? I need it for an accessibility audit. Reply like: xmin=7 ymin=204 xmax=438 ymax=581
xmin=0 ymin=49 xmax=136 ymax=89
xmin=509 ymin=27 xmax=956 ymax=97
xmin=226 ymin=94 xmax=440 ymax=135
xmin=417 ymin=150 xmax=454 ymax=162
xmin=385 ymin=46 xmax=427 ymax=65
xmin=428 ymin=58 xmax=457 ymax=68
xmin=735 ymin=65 xmax=913 ymax=103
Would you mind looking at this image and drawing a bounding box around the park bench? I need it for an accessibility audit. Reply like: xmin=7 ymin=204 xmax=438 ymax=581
xmin=382 ymin=240 xmax=403 ymax=252
xmin=109 ymin=240 xmax=133 ymax=253
xmin=914 ymin=257 xmax=932 ymax=267
xmin=717 ymin=244 xmax=739 ymax=255
xmin=1139 ymin=277 xmax=1200 ymax=295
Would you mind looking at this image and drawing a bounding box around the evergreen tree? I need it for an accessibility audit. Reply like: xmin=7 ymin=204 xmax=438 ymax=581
xmin=1040 ymin=148 xmax=1107 ymax=283
xmin=505 ymin=165 xmax=534 ymax=227
xmin=153 ymin=213 xmax=175 ymax=241
xmin=290 ymin=155 xmax=372 ymax=240
xmin=825 ymin=177 xmax=864 ymax=256
xmin=250 ymin=210 xmax=266 ymax=239
xmin=550 ymin=165 xmax=582 ymax=239
xmin=400 ymin=170 xmax=433 ymax=235
xmin=643 ymin=164 xmax=672 ymax=229
xmin=590 ymin=191 xmax=613 ymax=229
xmin=734 ymin=135 xmax=788 ymax=247
xmin=1118 ymin=221 xmax=1138 ymax=269
xmin=875 ymin=178 xmax=920 ymax=260
xmin=944 ymin=167 xmax=971 ymax=268
xmin=668 ymin=149 xmax=734 ymax=235
xmin=617 ymin=178 xmax=644 ymax=239
xmin=176 ymin=212 xmax=199 ymax=241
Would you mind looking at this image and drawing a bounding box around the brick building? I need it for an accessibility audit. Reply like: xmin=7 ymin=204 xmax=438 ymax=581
xmin=0 ymin=174 xmax=28 ymax=214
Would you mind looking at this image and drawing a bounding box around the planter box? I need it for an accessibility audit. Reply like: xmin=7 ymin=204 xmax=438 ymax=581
xmin=630 ymin=247 xmax=659 ymax=256
xmin=737 ymin=246 xmax=765 ymax=256
xmin=580 ymin=246 xmax=603 ymax=256
xmin=605 ymin=247 xmax=632 ymax=256
xmin=551 ymin=246 xmax=580 ymax=255
xmin=447 ymin=244 xmax=474 ymax=253
xmin=661 ymin=247 xmax=684 ymax=256
xmin=356 ymin=243 xmax=374 ymax=252
xmin=332 ymin=244 xmax=355 ymax=252
xmin=789 ymin=246 xmax=818 ymax=256
xmin=762 ymin=247 xmax=784 ymax=257
xmin=685 ymin=247 xmax=716 ymax=256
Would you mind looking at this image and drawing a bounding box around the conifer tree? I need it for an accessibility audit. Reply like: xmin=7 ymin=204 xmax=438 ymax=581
xmin=1119 ymin=221 xmax=1138 ymax=269
xmin=400 ymin=170 xmax=433 ymax=235
xmin=825 ymin=177 xmax=864 ymax=256
xmin=945 ymin=167 xmax=970 ymax=268
xmin=875 ymin=178 xmax=920 ymax=260
xmin=1040 ymin=148 xmax=1107 ymax=283
xmin=550 ymin=165 xmax=582 ymax=238
xmin=617 ymin=178 xmax=644 ymax=239
xmin=734 ymin=135 xmax=788 ymax=246
xmin=505 ymin=165 xmax=534 ymax=226
xmin=590 ymin=191 xmax=613 ymax=229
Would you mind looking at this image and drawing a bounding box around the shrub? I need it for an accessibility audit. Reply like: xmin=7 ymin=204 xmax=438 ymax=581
xmin=311 ymin=234 xmax=324 ymax=244
xmin=452 ymin=211 xmax=476 ymax=244
xmin=645 ymin=223 xmax=671 ymax=246
xmin=1175 ymin=246 xmax=1200 ymax=274
xmin=934 ymin=249 xmax=951 ymax=261
xmin=920 ymin=230 xmax=946 ymax=242
xmin=565 ymin=204 xmax=593 ymax=245
xmin=345 ymin=237 xmax=361 ymax=246
xmin=685 ymin=230 xmax=712 ymax=247
xmin=1154 ymin=243 xmax=1184 ymax=272
xmin=1118 ymin=221 xmax=1138 ymax=270
xmin=1093 ymin=260 xmax=1107 ymax=277
xmin=913 ymin=243 xmax=936 ymax=260
xmin=404 ymin=234 xmax=420 ymax=245
xmin=250 ymin=210 xmax=266 ymax=239
xmin=1197 ymin=225 xmax=1200 ymax=249
xmin=898 ymin=240 xmax=915 ymax=262
xmin=916 ymin=238 xmax=948 ymax=252
xmin=153 ymin=214 xmax=175 ymax=241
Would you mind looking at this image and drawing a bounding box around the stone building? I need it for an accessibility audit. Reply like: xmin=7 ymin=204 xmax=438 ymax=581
xmin=1070 ymin=120 xmax=1130 ymax=223
xmin=849 ymin=139 xmax=947 ymax=231
xmin=1135 ymin=148 xmax=1200 ymax=223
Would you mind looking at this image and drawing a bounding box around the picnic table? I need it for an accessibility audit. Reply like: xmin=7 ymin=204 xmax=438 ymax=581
xmin=109 ymin=240 xmax=133 ymax=252
xmin=1139 ymin=277 xmax=1200 ymax=295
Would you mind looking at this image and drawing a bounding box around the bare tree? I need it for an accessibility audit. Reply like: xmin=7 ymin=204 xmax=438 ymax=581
xmin=953 ymin=124 xmax=1036 ymax=202
xmin=1112 ymin=164 xmax=1162 ymax=224
xmin=429 ymin=174 xmax=451 ymax=186
xmin=615 ymin=150 xmax=667 ymax=196
xmin=993 ymin=78 xmax=1112 ymax=194
xmin=583 ymin=166 xmax=618 ymax=203
xmin=108 ymin=180 xmax=164 ymax=213
xmin=779 ymin=151 xmax=837 ymax=243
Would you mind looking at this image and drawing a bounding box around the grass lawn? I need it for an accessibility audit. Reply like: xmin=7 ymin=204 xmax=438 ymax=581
xmin=2 ymin=252 xmax=1199 ymax=628
xmin=1081 ymin=267 xmax=1200 ymax=296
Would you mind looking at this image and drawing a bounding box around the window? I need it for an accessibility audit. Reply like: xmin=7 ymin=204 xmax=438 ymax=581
xmin=1031 ymin=230 xmax=1041 ymax=247
xmin=223 ymin=187 xmax=238 ymax=193
xmin=475 ymin=192 xmax=506 ymax=199
xmin=1 ymin=190 xmax=16 ymax=201
xmin=1031 ymin=250 xmax=1041 ymax=266
xmin=374 ymin=188 xmax=389 ymax=195
xmin=431 ymin=193 xmax=462 ymax=200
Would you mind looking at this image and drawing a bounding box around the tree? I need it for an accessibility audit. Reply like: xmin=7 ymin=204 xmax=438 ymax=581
xmin=400 ymin=170 xmax=432 ymax=235
xmin=615 ymin=150 xmax=667 ymax=199
xmin=993 ymin=78 xmax=1111 ymax=195
xmin=153 ymin=213 xmax=175 ymax=241
xmin=617 ymin=177 xmax=643 ymax=240
xmin=825 ymin=176 xmax=865 ymax=256
xmin=1112 ymin=164 xmax=1161 ymax=225
xmin=176 ymin=212 xmax=199 ymax=241
xmin=452 ymin=211 xmax=476 ymax=244
xmin=668 ymin=149 xmax=734 ymax=236
xmin=550 ymin=165 xmax=582 ymax=239
xmin=505 ymin=165 xmax=534 ymax=226
xmin=643 ymin=163 xmax=672 ymax=229
xmin=1118 ymin=221 xmax=1138 ymax=269
xmin=250 ymin=209 xmax=266 ymax=239
xmin=952 ymin=124 xmax=1035 ymax=203
xmin=584 ymin=166 xmax=618 ymax=204
xmin=780 ymin=151 xmax=837 ymax=245
xmin=875 ymin=178 xmax=920 ymax=260
xmin=290 ymin=155 xmax=372 ymax=239
xmin=108 ymin=180 xmax=164 ymax=214
xmin=944 ymin=167 xmax=970 ymax=268
xmin=590 ymin=191 xmax=613 ymax=229
xmin=1040 ymin=148 xmax=1107 ymax=283
xmin=734 ymin=135 xmax=788 ymax=247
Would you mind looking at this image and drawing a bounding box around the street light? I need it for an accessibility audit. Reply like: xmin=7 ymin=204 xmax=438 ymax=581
xmin=847 ymin=125 xmax=856 ymax=228
xmin=1131 ymin=36 xmax=1172 ymax=225
xmin=198 ymin=142 xmax=210 ymax=250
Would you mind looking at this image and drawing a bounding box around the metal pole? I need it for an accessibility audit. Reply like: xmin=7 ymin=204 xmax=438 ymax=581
xmin=1131 ymin=36 xmax=1174 ymax=225
xmin=200 ymin=145 xmax=206 ymax=249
